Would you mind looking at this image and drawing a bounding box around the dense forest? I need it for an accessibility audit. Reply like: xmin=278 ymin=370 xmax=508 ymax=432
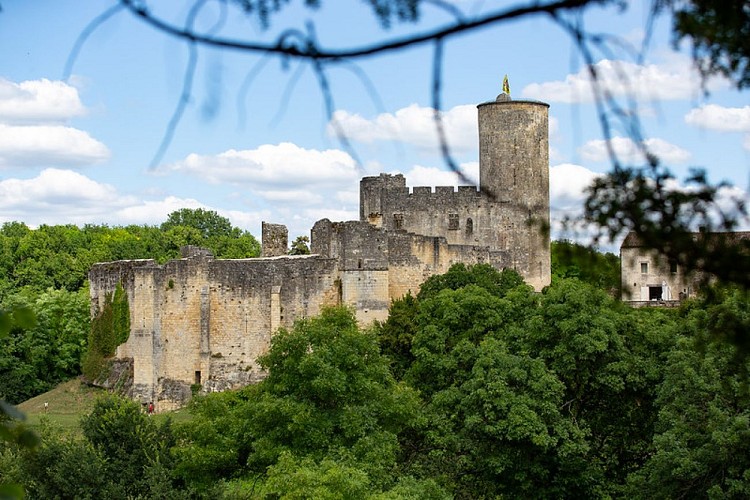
xmin=1 ymin=218 xmax=748 ymax=498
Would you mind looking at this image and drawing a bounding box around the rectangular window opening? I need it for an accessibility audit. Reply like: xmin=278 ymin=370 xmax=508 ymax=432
xmin=448 ymin=213 xmax=459 ymax=230
xmin=393 ymin=213 xmax=404 ymax=230
xmin=195 ymin=370 xmax=201 ymax=385
xmin=640 ymin=262 xmax=648 ymax=274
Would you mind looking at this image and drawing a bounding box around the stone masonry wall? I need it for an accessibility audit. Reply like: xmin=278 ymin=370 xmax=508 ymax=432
xmin=90 ymin=251 xmax=341 ymax=411
xmin=262 ymin=222 xmax=289 ymax=257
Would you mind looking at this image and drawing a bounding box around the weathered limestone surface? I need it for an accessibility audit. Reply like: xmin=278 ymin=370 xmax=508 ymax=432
xmin=89 ymin=93 xmax=552 ymax=410
xmin=262 ymin=222 xmax=288 ymax=257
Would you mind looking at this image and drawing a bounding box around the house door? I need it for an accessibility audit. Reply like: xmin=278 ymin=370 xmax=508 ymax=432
xmin=648 ymin=286 xmax=663 ymax=300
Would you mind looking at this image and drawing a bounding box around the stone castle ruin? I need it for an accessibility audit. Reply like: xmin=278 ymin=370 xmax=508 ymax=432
xmin=89 ymin=92 xmax=551 ymax=410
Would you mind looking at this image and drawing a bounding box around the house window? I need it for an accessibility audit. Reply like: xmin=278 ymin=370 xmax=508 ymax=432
xmin=448 ymin=213 xmax=459 ymax=230
xmin=640 ymin=262 xmax=648 ymax=274
xmin=466 ymin=218 xmax=473 ymax=235
xmin=669 ymin=260 xmax=678 ymax=273
xmin=393 ymin=213 xmax=404 ymax=230
xmin=195 ymin=370 xmax=201 ymax=385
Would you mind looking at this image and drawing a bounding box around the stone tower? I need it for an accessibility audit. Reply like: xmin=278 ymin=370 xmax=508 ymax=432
xmin=477 ymin=91 xmax=550 ymax=290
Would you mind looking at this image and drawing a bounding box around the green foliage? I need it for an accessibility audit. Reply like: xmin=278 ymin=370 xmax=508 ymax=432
xmin=417 ymin=262 xmax=525 ymax=301
xmin=262 ymin=452 xmax=372 ymax=499
xmin=161 ymin=209 xmax=260 ymax=259
xmin=82 ymin=284 xmax=129 ymax=381
xmin=161 ymin=208 xmax=234 ymax=239
xmin=250 ymin=307 xmax=420 ymax=469
xmin=172 ymin=306 xmax=424 ymax=497
xmin=172 ymin=389 xmax=255 ymax=490
xmin=551 ymin=240 xmax=620 ymax=294
xmin=375 ymin=292 xmax=419 ymax=380
xmin=1 ymin=290 xmax=89 ymax=404
xmin=9 ymin=396 xmax=182 ymax=499
xmin=288 ymin=235 xmax=311 ymax=255
xmin=662 ymin=0 xmax=750 ymax=89
xmin=4 ymin=264 xmax=749 ymax=498
xmin=0 ymin=304 xmax=40 ymax=500
xmin=629 ymin=290 xmax=750 ymax=497
xmin=0 ymin=215 xmax=261 ymax=408
xmin=404 ymin=282 xmax=596 ymax=498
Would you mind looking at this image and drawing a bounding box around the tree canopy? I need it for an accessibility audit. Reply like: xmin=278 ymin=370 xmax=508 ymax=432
xmin=2 ymin=263 xmax=749 ymax=497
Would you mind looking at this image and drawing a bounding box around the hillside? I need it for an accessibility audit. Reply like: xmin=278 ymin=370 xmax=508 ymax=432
xmin=17 ymin=378 xmax=104 ymax=431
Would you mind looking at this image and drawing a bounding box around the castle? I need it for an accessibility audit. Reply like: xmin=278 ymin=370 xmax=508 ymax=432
xmin=89 ymin=92 xmax=551 ymax=410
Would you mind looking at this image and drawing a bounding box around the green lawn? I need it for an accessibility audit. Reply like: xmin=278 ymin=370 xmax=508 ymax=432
xmin=16 ymin=379 xmax=192 ymax=433
xmin=17 ymin=379 xmax=102 ymax=432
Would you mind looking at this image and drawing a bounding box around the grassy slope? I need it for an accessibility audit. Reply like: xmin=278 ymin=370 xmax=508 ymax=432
xmin=16 ymin=379 xmax=192 ymax=433
xmin=16 ymin=378 xmax=104 ymax=431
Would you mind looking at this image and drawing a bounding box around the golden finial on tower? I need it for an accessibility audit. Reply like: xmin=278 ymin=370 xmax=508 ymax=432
xmin=502 ymin=74 xmax=510 ymax=95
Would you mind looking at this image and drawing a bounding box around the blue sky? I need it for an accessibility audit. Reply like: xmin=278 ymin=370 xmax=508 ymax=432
xmin=1 ymin=1 xmax=748 ymax=247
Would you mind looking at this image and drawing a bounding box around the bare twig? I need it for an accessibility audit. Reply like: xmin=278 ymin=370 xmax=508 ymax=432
xmin=236 ymin=55 xmax=272 ymax=129
xmin=430 ymin=37 xmax=469 ymax=185
xmin=63 ymin=4 xmax=125 ymax=80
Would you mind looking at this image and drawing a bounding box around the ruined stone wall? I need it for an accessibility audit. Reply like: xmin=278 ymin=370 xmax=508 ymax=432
xmin=360 ymin=175 xmax=486 ymax=246
xmin=312 ymin=219 xmax=391 ymax=322
xmin=358 ymin=175 xmax=548 ymax=290
xmin=262 ymin=222 xmax=289 ymax=257
xmin=313 ymin=218 xmax=519 ymax=312
xmin=90 ymin=251 xmax=341 ymax=410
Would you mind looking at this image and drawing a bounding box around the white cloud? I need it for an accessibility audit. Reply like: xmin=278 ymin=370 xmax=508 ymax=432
xmin=679 ymin=104 xmax=750 ymax=149
xmin=0 ymin=123 xmax=110 ymax=167
xmin=579 ymin=136 xmax=690 ymax=165
xmin=549 ymin=116 xmax=559 ymax=138
xmin=0 ymin=78 xmax=87 ymax=124
xmin=335 ymin=190 xmax=359 ymax=205
xmin=0 ymin=169 xmax=274 ymax=233
xmin=157 ymin=143 xmax=367 ymax=236
xmin=113 ymin=196 xmax=206 ymax=226
xmin=300 ymin=208 xmax=359 ymax=225
xmin=400 ymin=162 xmax=479 ymax=187
xmin=685 ymin=104 xmax=750 ymax=136
xmin=0 ymin=169 xmax=134 ymax=224
xmin=550 ymin=163 xmax=602 ymax=210
xmin=330 ymin=104 xmax=478 ymax=152
xmin=260 ymin=189 xmax=324 ymax=205
xmin=159 ymin=142 xmax=359 ymax=188
xmin=522 ymin=54 xmax=725 ymax=104
xmin=0 ymin=78 xmax=110 ymax=169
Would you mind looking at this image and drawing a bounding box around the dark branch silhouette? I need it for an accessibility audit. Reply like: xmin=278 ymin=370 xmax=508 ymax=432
xmin=60 ymin=0 xmax=749 ymax=295
xmin=118 ymin=0 xmax=593 ymax=60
